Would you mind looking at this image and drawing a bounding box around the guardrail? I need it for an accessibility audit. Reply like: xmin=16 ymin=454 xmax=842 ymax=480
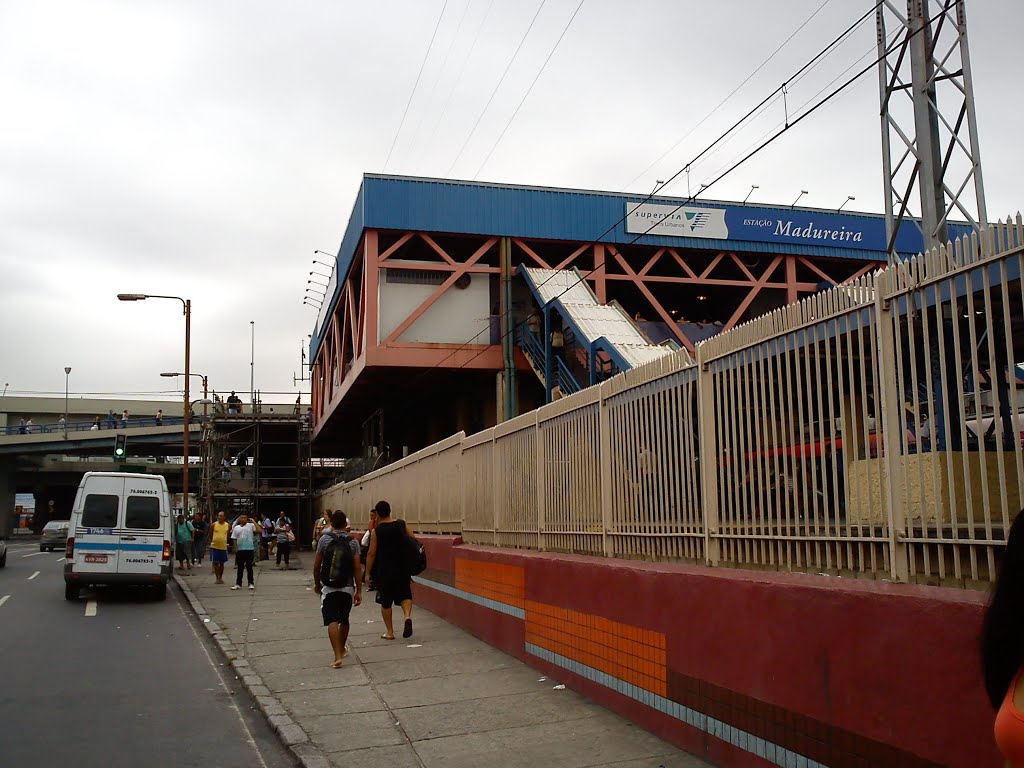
xmin=3 ymin=415 xmax=185 ymax=436
xmin=320 ymin=216 xmax=1024 ymax=588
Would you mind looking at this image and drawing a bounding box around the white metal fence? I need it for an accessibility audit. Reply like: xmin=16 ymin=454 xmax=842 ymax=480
xmin=319 ymin=218 xmax=1024 ymax=587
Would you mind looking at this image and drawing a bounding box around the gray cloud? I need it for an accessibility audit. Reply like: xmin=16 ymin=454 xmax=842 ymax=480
xmin=1 ymin=0 xmax=1020 ymax=404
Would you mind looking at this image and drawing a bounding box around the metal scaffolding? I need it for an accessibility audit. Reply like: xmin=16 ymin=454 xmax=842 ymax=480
xmin=199 ymin=411 xmax=313 ymax=542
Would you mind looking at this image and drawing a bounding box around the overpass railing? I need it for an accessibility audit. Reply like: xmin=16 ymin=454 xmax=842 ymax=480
xmin=3 ymin=415 xmax=186 ymax=436
xmin=320 ymin=217 xmax=1024 ymax=588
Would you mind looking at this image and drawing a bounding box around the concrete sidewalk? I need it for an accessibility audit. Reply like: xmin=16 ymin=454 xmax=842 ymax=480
xmin=176 ymin=554 xmax=708 ymax=768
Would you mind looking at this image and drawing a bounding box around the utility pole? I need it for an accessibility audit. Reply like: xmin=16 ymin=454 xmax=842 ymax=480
xmin=876 ymin=0 xmax=987 ymax=260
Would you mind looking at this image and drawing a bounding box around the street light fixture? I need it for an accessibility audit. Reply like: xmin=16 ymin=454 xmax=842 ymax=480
xmin=303 ymin=300 xmax=322 ymax=310
xmin=791 ymin=190 xmax=809 ymax=209
xmin=837 ymin=195 xmax=856 ymax=212
xmin=309 ymin=270 xmax=331 ymax=279
xmin=63 ymin=366 xmax=71 ymax=439
xmin=742 ymin=184 xmax=759 ymax=203
xmin=307 ymin=278 xmax=328 ymax=288
xmin=118 ymin=292 xmax=193 ymax=508
xmin=161 ymin=372 xmax=208 ymax=416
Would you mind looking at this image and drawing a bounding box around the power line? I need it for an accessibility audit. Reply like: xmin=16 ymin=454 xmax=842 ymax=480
xmin=394 ymin=2 xmax=898 ymax=381
xmin=404 ymin=0 xmax=475 ymax=163
xmin=673 ymin=5 xmax=879 ymax=193
xmin=445 ymin=0 xmax=550 ymax=177
xmin=382 ymin=0 xmax=451 ymax=171
xmin=622 ymin=0 xmax=839 ymax=193
xmin=473 ymin=0 xmax=587 ymax=178
xmin=421 ymin=0 xmax=499 ymax=171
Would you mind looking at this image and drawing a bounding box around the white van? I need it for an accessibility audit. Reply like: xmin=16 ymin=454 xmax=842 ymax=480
xmin=64 ymin=472 xmax=174 ymax=601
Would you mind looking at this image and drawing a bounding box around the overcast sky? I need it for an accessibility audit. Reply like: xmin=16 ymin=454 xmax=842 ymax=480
xmin=1 ymin=0 xmax=1020 ymax=409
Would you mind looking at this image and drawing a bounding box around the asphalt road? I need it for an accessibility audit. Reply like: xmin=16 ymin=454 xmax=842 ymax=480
xmin=0 ymin=537 xmax=293 ymax=768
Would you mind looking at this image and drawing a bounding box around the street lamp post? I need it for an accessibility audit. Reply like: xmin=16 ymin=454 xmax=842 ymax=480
xmin=161 ymin=372 xmax=208 ymax=416
xmin=63 ymin=366 xmax=71 ymax=439
xmin=118 ymin=293 xmax=191 ymax=511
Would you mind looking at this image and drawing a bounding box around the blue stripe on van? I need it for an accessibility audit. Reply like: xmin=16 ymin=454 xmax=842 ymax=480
xmin=75 ymin=542 xmax=164 ymax=552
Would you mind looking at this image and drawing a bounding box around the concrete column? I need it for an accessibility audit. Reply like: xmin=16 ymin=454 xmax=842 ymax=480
xmin=0 ymin=458 xmax=15 ymax=538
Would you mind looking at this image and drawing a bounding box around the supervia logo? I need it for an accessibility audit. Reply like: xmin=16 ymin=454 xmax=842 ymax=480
xmin=684 ymin=211 xmax=711 ymax=232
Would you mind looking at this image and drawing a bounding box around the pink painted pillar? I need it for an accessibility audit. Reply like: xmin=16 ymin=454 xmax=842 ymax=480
xmin=594 ymin=244 xmax=607 ymax=303
xmin=785 ymin=255 xmax=798 ymax=305
xmin=364 ymin=231 xmax=380 ymax=364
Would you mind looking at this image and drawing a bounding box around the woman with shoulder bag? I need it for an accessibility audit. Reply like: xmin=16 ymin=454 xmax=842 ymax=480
xmin=274 ymin=513 xmax=293 ymax=569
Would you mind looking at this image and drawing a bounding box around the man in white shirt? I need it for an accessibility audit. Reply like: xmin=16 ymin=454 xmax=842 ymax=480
xmin=230 ymin=513 xmax=258 ymax=590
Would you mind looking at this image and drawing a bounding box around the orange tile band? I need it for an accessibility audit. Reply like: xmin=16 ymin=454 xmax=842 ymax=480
xmin=526 ymin=599 xmax=667 ymax=698
xmin=454 ymin=558 xmax=525 ymax=609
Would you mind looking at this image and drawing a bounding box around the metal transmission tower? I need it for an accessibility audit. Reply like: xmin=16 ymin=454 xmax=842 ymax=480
xmin=876 ymin=0 xmax=988 ymax=259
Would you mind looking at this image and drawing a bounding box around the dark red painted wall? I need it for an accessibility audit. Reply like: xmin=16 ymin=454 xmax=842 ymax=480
xmin=414 ymin=537 xmax=996 ymax=768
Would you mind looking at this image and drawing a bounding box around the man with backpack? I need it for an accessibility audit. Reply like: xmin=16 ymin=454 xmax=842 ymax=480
xmin=313 ymin=510 xmax=362 ymax=669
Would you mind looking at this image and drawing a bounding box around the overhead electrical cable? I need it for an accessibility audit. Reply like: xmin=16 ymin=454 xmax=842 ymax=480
xmin=472 ymin=0 xmax=587 ymax=178
xmin=445 ymin=0 xmax=549 ymax=176
xmin=404 ymin=0 xmax=475 ymax=162
xmin=336 ymin=1 xmax=923 ymax=401
xmin=676 ymin=6 xmax=880 ymax=190
xmin=382 ymin=0 xmax=451 ymax=171
xmin=623 ymin=0 xmax=838 ymax=193
xmin=393 ymin=2 xmax=904 ymax=382
xmin=421 ymin=0 xmax=499 ymax=170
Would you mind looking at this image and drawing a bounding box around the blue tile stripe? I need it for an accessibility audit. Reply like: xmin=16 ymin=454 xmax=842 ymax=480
xmin=413 ymin=573 xmax=826 ymax=768
xmin=74 ymin=542 xmax=164 ymax=552
xmin=412 ymin=575 xmax=526 ymax=619
xmin=525 ymin=643 xmax=828 ymax=768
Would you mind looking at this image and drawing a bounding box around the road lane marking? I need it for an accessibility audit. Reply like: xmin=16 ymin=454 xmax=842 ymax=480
xmin=173 ymin=588 xmax=269 ymax=768
xmin=85 ymin=600 xmax=97 ymax=617
xmin=0 ymin=595 xmax=9 ymax=609
xmin=21 ymin=551 xmax=47 ymax=558
xmin=28 ymin=571 xmax=40 ymax=580
xmin=56 ymin=557 xmax=65 ymax=562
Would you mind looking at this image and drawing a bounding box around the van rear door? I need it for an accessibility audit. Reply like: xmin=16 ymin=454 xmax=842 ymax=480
xmin=74 ymin=475 xmax=124 ymax=575
xmin=117 ymin=482 xmax=166 ymax=578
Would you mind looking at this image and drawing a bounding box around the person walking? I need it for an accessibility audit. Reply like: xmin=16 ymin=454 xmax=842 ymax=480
xmin=313 ymin=510 xmax=362 ymax=669
xmin=274 ymin=513 xmax=293 ymax=569
xmin=259 ymin=513 xmax=273 ymax=561
xmin=106 ymin=410 xmax=116 ymax=429
xmin=312 ymin=508 xmax=331 ymax=549
xmin=365 ymin=500 xmax=418 ymax=640
xmin=230 ymin=513 xmax=257 ymax=590
xmin=236 ymin=449 xmax=249 ymax=479
xmin=155 ymin=409 xmax=163 ymax=426
xmin=120 ymin=409 xmax=129 ymax=429
xmin=191 ymin=512 xmax=209 ymax=566
xmin=209 ymin=510 xmax=231 ymax=584
xmin=174 ymin=513 xmax=193 ymax=573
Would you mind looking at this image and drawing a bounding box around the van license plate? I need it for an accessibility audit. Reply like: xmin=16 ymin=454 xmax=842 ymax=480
xmin=84 ymin=554 xmax=108 ymax=564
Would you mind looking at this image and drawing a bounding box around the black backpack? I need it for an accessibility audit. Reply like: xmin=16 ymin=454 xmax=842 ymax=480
xmin=398 ymin=521 xmax=427 ymax=576
xmin=320 ymin=532 xmax=354 ymax=588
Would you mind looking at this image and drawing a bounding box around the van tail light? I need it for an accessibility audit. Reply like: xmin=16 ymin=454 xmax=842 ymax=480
xmin=65 ymin=538 xmax=75 ymax=559
xmin=162 ymin=540 xmax=172 ymax=561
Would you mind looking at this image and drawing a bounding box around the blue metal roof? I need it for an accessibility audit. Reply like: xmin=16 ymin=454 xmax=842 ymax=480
xmin=311 ymin=174 xmax=972 ymax=358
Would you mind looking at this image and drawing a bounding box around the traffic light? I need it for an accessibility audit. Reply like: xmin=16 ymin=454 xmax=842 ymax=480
xmin=114 ymin=433 xmax=127 ymax=460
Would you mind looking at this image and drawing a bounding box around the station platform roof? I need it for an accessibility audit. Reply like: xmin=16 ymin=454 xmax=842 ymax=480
xmin=312 ymin=173 xmax=971 ymax=356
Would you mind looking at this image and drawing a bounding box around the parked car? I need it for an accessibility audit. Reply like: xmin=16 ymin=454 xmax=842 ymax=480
xmin=40 ymin=520 xmax=70 ymax=552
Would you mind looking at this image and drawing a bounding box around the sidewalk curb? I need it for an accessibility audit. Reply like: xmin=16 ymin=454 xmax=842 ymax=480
xmin=174 ymin=573 xmax=332 ymax=768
